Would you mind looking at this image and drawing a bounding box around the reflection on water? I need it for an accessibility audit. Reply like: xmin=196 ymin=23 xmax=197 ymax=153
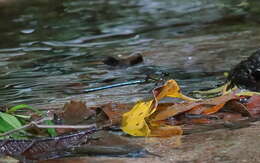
xmin=0 ymin=0 xmax=259 ymax=106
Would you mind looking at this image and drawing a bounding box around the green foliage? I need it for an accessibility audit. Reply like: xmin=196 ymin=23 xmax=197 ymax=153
xmin=45 ymin=120 xmax=57 ymax=137
xmin=0 ymin=112 xmax=22 ymax=129
xmin=0 ymin=104 xmax=57 ymax=138
xmin=7 ymin=104 xmax=42 ymax=115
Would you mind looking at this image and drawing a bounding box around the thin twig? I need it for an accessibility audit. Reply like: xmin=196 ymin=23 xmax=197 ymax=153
xmin=82 ymin=79 xmax=146 ymax=93
xmin=34 ymin=124 xmax=96 ymax=129
xmin=0 ymin=117 xmax=52 ymax=137
xmin=0 ymin=117 xmax=98 ymax=137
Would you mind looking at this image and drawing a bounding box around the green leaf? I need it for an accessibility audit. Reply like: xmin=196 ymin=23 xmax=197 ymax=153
xmin=0 ymin=118 xmax=14 ymax=132
xmin=0 ymin=112 xmax=22 ymax=129
xmin=14 ymin=114 xmax=31 ymax=119
xmin=45 ymin=120 xmax=57 ymax=137
xmin=7 ymin=104 xmax=42 ymax=115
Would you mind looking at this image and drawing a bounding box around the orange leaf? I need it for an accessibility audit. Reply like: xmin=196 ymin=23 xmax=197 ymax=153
xmin=152 ymin=93 xmax=238 ymax=121
xmin=202 ymin=103 xmax=226 ymax=115
xmin=151 ymin=102 xmax=200 ymax=121
xmin=150 ymin=125 xmax=183 ymax=137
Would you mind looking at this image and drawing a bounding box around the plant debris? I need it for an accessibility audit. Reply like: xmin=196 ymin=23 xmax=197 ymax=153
xmin=121 ymin=79 xmax=260 ymax=137
xmin=59 ymin=101 xmax=95 ymax=125
xmin=2 ymin=75 xmax=260 ymax=161
xmin=103 ymin=52 xmax=143 ymax=67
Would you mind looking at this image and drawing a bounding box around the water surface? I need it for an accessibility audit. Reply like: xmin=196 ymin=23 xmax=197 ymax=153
xmin=0 ymin=0 xmax=260 ymax=106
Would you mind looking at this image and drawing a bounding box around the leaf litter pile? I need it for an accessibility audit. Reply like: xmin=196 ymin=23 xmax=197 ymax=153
xmin=1 ymin=51 xmax=260 ymax=162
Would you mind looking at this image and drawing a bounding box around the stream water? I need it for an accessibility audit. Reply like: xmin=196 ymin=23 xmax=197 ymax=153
xmin=0 ymin=0 xmax=260 ymax=107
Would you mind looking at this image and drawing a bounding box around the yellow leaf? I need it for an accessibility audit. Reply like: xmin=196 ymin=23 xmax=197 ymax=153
xmin=121 ymin=100 xmax=154 ymax=136
xmin=121 ymin=79 xmax=195 ymax=137
xmin=159 ymin=80 xmax=197 ymax=101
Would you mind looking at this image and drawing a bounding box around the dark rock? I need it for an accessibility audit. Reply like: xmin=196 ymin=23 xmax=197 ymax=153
xmin=228 ymin=49 xmax=260 ymax=91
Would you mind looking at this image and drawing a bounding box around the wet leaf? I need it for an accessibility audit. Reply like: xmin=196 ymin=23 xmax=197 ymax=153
xmin=152 ymin=93 xmax=237 ymax=121
xmin=244 ymin=95 xmax=260 ymax=117
xmin=152 ymin=102 xmax=201 ymax=122
xmin=121 ymin=80 xmax=195 ymax=137
xmin=153 ymin=80 xmax=196 ymax=101
xmin=150 ymin=124 xmax=183 ymax=137
xmin=101 ymin=103 xmax=130 ymax=125
xmin=121 ymin=100 xmax=154 ymax=136
xmin=200 ymin=93 xmax=238 ymax=115
xmin=223 ymin=100 xmax=251 ymax=117
xmin=61 ymin=101 xmax=95 ymax=124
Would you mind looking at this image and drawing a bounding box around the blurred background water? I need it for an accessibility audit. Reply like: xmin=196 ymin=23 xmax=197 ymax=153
xmin=0 ymin=0 xmax=260 ymax=106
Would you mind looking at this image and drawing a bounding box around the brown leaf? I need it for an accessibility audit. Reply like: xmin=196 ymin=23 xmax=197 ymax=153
xmin=150 ymin=125 xmax=183 ymax=137
xmin=245 ymin=95 xmax=260 ymax=118
xmin=200 ymin=94 xmax=238 ymax=115
xmin=101 ymin=103 xmax=131 ymax=125
xmin=151 ymin=93 xmax=238 ymax=122
xmin=61 ymin=101 xmax=95 ymax=124
xmin=151 ymin=102 xmax=200 ymax=122
xmin=223 ymin=100 xmax=251 ymax=117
